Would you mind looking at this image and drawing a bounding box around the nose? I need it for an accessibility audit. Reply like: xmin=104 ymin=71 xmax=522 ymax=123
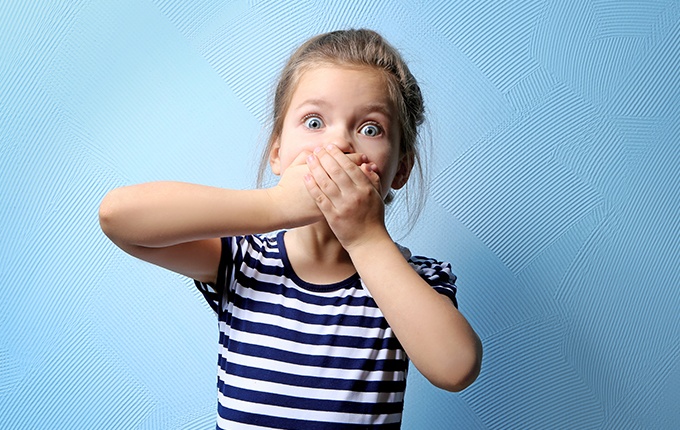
xmin=327 ymin=125 xmax=355 ymax=153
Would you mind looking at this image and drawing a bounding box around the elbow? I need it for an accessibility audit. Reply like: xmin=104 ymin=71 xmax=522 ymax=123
xmin=439 ymin=356 xmax=482 ymax=393
xmin=429 ymin=338 xmax=483 ymax=392
xmin=98 ymin=188 xmax=125 ymax=242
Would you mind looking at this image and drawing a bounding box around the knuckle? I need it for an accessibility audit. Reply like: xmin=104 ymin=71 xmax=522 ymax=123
xmin=327 ymin=165 xmax=343 ymax=177
xmin=319 ymin=176 xmax=334 ymax=189
xmin=342 ymin=158 xmax=358 ymax=169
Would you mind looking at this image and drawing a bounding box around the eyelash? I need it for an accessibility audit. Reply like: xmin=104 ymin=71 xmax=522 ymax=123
xmin=301 ymin=114 xmax=384 ymax=136
xmin=302 ymin=114 xmax=324 ymax=130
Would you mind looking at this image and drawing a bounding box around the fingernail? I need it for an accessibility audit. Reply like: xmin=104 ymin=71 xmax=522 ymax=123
xmin=307 ymin=154 xmax=315 ymax=163
xmin=304 ymin=174 xmax=312 ymax=182
xmin=326 ymin=144 xmax=335 ymax=151
xmin=314 ymin=147 xmax=323 ymax=154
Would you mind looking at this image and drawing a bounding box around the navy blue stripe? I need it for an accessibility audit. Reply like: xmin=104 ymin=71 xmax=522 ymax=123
xmin=193 ymin=237 xmax=231 ymax=314
xmin=219 ymin=362 xmax=406 ymax=393
xmin=238 ymin=234 xmax=282 ymax=276
xmin=218 ymin=382 xmax=404 ymax=415
xmin=220 ymin=340 xmax=408 ymax=372
xmin=219 ymin=236 xmax=234 ymax=313
xmin=194 ymin=280 xmax=220 ymax=313
xmin=234 ymin=233 xmax=269 ymax=255
xmin=242 ymin=249 xmax=286 ymax=276
xmin=231 ymin=296 xmax=388 ymax=328
xmin=218 ymin=330 xmax=229 ymax=346
xmin=234 ymin=270 xmax=379 ymax=308
xmin=230 ymin=316 xmax=401 ymax=350
xmin=218 ymin=404 xmax=402 ymax=430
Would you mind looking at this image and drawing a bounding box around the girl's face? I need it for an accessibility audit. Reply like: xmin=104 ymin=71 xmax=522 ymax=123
xmin=269 ymin=65 xmax=411 ymax=198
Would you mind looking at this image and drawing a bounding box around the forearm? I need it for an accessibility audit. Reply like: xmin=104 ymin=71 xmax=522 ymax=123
xmin=301 ymin=145 xmax=482 ymax=389
xmin=348 ymin=233 xmax=482 ymax=391
xmin=99 ymin=181 xmax=310 ymax=248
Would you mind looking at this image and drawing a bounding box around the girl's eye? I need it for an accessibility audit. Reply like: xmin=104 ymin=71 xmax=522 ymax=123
xmin=304 ymin=116 xmax=324 ymax=130
xmin=360 ymin=123 xmax=382 ymax=137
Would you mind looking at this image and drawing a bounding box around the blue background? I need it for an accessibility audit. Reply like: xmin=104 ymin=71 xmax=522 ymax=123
xmin=1 ymin=1 xmax=679 ymax=429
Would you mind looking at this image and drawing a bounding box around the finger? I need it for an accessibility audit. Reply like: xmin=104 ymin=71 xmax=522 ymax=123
xmin=321 ymin=145 xmax=370 ymax=187
xmin=313 ymin=146 xmax=357 ymax=189
xmin=303 ymin=171 xmax=335 ymax=212
xmin=336 ymin=148 xmax=379 ymax=184
xmin=289 ymin=149 xmax=313 ymax=166
xmin=306 ymin=149 xmax=342 ymax=199
xmin=343 ymin=152 xmax=369 ymax=166
xmin=360 ymin=163 xmax=382 ymax=193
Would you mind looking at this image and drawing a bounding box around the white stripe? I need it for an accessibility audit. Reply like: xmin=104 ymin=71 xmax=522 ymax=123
xmin=217 ymin=392 xmax=402 ymax=425
xmin=217 ymin=367 xmax=404 ymax=403
xmin=242 ymin=235 xmax=281 ymax=261
xmin=230 ymin=306 xmax=392 ymax=338
xmin=243 ymin=250 xmax=283 ymax=268
xmin=219 ymin=346 xmax=406 ymax=382
xmin=234 ymin=284 xmax=384 ymax=318
xmin=228 ymin=328 xmax=401 ymax=359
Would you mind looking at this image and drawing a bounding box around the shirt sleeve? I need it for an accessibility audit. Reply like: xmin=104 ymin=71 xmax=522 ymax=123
xmin=408 ymin=255 xmax=459 ymax=308
xmin=194 ymin=236 xmax=234 ymax=314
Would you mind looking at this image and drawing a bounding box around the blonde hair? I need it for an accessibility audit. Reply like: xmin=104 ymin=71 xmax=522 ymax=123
xmin=258 ymin=29 xmax=427 ymax=225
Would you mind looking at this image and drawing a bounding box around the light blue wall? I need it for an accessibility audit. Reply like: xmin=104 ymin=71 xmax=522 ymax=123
xmin=1 ymin=1 xmax=678 ymax=429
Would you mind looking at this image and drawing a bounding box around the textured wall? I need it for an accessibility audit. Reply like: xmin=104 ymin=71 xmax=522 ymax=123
xmin=1 ymin=0 xmax=679 ymax=429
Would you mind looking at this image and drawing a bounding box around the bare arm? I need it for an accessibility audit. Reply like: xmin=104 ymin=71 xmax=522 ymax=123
xmin=99 ymin=150 xmax=327 ymax=282
xmin=99 ymin=182 xmax=298 ymax=283
xmin=98 ymin=151 xmax=369 ymax=283
xmin=99 ymin=182 xmax=315 ymax=247
xmin=304 ymin=145 xmax=482 ymax=391
xmin=349 ymin=238 xmax=482 ymax=391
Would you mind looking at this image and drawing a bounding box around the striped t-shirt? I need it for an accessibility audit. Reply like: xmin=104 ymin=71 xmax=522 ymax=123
xmin=195 ymin=231 xmax=458 ymax=429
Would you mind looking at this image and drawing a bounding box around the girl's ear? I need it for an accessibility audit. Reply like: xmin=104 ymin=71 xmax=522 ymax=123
xmin=391 ymin=152 xmax=414 ymax=190
xmin=269 ymin=139 xmax=282 ymax=176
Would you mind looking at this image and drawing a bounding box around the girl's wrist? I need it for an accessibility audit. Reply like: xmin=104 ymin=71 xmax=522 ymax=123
xmin=343 ymin=228 xmax=394 ymax=260
xmin=263 ymin=186 xmax=291 ymax=227
xmin=265 ymin=185 xmax=321 ymax=229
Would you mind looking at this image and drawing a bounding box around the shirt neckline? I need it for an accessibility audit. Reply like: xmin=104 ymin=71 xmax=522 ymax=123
xmin=276 ymin=230 xmax=361 ymax=292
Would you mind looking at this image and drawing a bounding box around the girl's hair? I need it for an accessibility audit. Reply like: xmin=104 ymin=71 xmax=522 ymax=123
xmin=258 ymin=28 xmax=427 ymax=226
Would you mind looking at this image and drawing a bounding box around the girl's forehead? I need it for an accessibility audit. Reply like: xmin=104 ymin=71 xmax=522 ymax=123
xmin=290 ymin=65 xmax=394 ymax=110
xmin=297 ymin=64 xmax=386 ymax=86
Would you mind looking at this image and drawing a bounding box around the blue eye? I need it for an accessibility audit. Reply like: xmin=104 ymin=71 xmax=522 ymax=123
xmin=304 ymin=116 xmax=324 ymax=130
xmin=360 ymin=123 xmax=382 ymax=137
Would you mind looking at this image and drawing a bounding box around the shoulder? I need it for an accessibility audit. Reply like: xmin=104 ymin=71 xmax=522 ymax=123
xmin=397 ymin=243 xmax=459 ymax=307
xmin=409 ymin=254 xmax=458 ymax=308
xmin=407 ymin=254 xmax=457 ymax=286
xmin=195 ymin=232 xmax=283 ymax=312
xmin=396 ymin=243 xmax=456 ymax=284
xmin=224 ymin=231 xmax=282 ymax=258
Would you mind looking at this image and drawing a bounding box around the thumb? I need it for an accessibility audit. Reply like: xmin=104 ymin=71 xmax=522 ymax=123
xmin=289 ymin=150 xmax=313 ymax=166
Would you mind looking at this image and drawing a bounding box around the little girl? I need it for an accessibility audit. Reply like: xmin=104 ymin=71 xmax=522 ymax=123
xmin=100 ymin=29 xmax=482 ymax=429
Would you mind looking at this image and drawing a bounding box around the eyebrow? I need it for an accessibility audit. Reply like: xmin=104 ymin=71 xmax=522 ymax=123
xmin=294 ymin=98 xmax=331 ymax=111
xmin=294 ymin=99 xmax=393 ymax=118
xmin=360 ymin=102 xmax=393 ymax=118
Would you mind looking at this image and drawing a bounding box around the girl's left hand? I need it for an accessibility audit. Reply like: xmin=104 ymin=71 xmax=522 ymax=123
xmin=303 ymin=144 xmax=387 ymax=250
